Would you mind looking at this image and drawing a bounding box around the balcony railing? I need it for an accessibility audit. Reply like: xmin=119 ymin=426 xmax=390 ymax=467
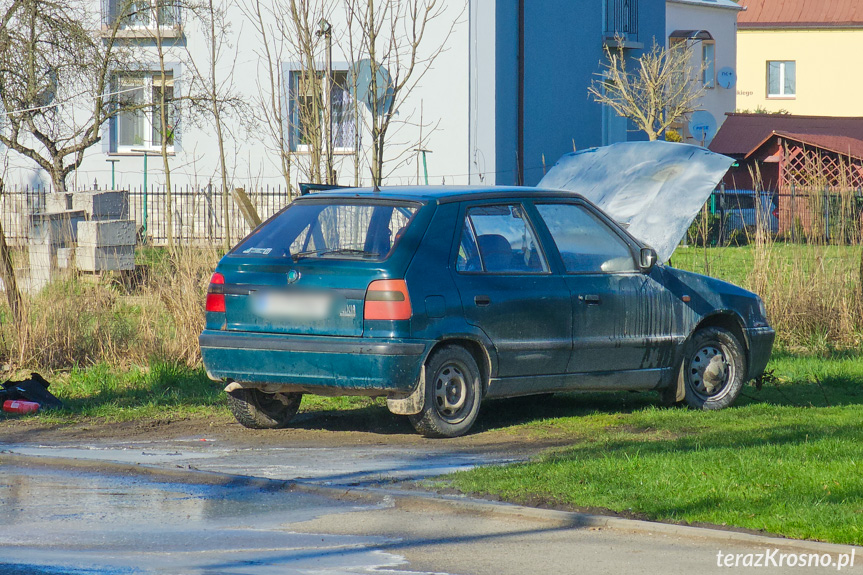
xmin=605 ymin=0 xmax=638 ymax=39
xmin=101 ymin=0 xmax=182 ymax=34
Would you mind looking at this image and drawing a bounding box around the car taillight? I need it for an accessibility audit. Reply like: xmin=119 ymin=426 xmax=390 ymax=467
xmin=206 ymin=272 xmax=226 ymax=313
xmin=364 ymin=279 xmax=412 ymax=320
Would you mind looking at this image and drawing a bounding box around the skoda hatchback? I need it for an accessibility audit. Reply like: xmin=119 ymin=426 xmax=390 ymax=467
xmin=200 ymin=186 xmax=775 ymax=437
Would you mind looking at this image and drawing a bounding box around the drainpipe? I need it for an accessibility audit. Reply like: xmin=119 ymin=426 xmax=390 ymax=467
xmin=516 ymin=0 xmax=525 ymax=185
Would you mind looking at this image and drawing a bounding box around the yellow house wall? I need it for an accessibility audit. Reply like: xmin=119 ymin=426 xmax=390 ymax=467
xmin=736 ymin=29 xmax=863 ymax=116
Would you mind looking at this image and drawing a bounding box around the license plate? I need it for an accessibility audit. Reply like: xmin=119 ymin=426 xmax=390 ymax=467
xmin=252 ymin=291 xmax=333 ymax=320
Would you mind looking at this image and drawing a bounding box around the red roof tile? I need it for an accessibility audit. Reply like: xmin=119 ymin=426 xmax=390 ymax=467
xmin=773 ymin=132 xmax=863 ymax=159
xmin=709 ymin=114 xmax=863 ymax=159
xmin=738 ymin=0 xmax=863 ymax=27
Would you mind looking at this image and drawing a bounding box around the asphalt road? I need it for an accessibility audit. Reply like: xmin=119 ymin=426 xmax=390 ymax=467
xmin=1 ymin=437 xmax=861 ymax=575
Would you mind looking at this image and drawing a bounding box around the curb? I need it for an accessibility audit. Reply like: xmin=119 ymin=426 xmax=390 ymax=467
xmin=3 ymin=451 xmax=860 ymax=557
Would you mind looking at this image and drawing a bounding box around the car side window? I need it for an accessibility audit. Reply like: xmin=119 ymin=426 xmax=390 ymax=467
xmin=462 ymin=204 xmax=549 ymax=273
xmin=536 ymin=203 xmax=636 ymax=274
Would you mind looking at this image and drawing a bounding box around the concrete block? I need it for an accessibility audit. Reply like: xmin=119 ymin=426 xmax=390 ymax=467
xmin=75 ymin=245 xmax=135 ymax=272
xmin=72 ymin=190 xmax=129 ymax=219
xmin=28 ymin=243 xmax=56 ymax=290
xmin=76 ymin=220 xmax=136 ymax=247
xmin=45 ymin=192 xmax=74 ymax=213
xmin=29 ymin=211 xmax=86 ymax=246
xmin=57 ymin=247 xmax=74 ymax=269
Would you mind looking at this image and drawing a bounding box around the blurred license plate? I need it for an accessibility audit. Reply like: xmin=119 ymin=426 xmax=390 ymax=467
xmin=252 ymin=291 xmax=332 ymax=320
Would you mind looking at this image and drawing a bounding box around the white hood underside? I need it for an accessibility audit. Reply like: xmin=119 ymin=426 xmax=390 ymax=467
xmin=537 ymin=141 xmax=734 ymax=264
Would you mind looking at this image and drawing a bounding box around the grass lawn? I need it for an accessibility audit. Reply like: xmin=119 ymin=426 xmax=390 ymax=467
xmin=4 ymin=361 xmax=379 ymax=424
xmin=671 ymin=243 xmax=862 ymax=289
xmin=436 ymin=350 xmax=863 ymax=545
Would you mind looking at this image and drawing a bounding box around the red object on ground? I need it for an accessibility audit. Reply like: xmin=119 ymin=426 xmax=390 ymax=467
xmin=3 ymin=400 xmax=40 ymax=414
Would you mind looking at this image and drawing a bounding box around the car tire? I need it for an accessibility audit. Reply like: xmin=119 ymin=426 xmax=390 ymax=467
xmin=227 ymin=387 xmax=302 ymax=429
xmin=681 ymin=327 xmax=746 ymax=410
xmin=409 ymin=345 xmax=482 ymax=438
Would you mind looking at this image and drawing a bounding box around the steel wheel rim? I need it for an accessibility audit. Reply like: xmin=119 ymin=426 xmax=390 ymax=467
xmin=688 ymin=343 xmax=734 ymax=398
xmin=255 ymin=391 xmax=292 ymax=417
xmin=433 ymin=362 xmax=471 ymax=423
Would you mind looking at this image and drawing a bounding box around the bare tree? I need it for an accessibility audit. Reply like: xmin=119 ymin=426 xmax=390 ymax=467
xmin=344 ymin=0 xmax=462 ymax=186
xmin=242 ymin=0 xmax=461 ymax=190
xmin=150 ymin=0 xmax=179 ymax=246
xmin=243 ymin=0 xmax=293 ymax=192
xmin=0 ymin=174 xmax=22 ymax=326
xmin=588 ymin=38 xmax=706 ymax=142
xmin=0 ymin=0 xmax=129 ymax=191
xmin=183 ymin=0 xmax=250 ymax=248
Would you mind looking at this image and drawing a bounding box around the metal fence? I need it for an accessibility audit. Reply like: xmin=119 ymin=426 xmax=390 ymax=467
xmin=1 ymin=184 xmax=295 ymax=247
xmin=694 ymin=188 xmax=863 ymax=246
xmin=5 ymin=185 xmax=863 ymax=249
xmin=605 ymin=0 xmax=638 ymax=38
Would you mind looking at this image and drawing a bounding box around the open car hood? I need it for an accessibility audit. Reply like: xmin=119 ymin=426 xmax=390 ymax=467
xmin=537 ymin=141 xmax=734 ymax=264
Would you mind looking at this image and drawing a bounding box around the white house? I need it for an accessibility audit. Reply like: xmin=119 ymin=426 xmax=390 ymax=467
xmin=666 ymin=0 xmax=742 ymax=146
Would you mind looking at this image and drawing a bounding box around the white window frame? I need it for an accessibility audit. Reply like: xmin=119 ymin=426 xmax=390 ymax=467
xmin=702 ymin=41 xmax=715 ymax=89
xmin=114 ymin=0 xmax=179 ymax=30
xmin=115 ymin=71 xmax=175 ymax=153
xmin=767 ymin=60 xmax=796 ymax=98
xmin=287 ymin=65 xmax=357 ymax=154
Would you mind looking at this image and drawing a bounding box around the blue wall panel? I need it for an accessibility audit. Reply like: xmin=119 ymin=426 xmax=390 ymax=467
xmin=493 ymin=0 xmax=667 ymax=185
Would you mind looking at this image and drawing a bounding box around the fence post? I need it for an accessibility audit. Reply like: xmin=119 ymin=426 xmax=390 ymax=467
xmin=824 ymin=189 xmax=830 ymax=243
xmin=790 ymin=183 xmax=796 ymax=243
xmin=718 ymin=183 xmax=725 ymax=247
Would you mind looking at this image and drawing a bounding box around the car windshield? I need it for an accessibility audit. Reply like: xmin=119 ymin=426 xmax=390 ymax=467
xmin=233 ymin=200 xmax=419 ymax=260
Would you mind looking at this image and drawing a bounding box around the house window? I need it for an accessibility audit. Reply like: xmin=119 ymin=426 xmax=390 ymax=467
xmin=289 ymin=69 xmax=356 ymax=152
xmin=702 ymin=42 xmax=715 ymax=88
xmin=115 ymin=72 xmax=175 ymax=151
xmin=767 ymin=61 xmax=795 ymax=98
xmin=104 ymin=0 xmax=180 ymax=29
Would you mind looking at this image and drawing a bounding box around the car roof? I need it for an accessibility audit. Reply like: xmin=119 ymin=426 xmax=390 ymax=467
xmin=297 ymin=186 xmax=585 ymax=204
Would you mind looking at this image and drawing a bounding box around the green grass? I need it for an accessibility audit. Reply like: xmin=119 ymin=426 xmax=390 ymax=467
xmin=671 ymin=244 xmax=862 ymax=288
xmin=436 ymin=351 xmax=863 ymax=545
xmin=1 ymin=361 xmax=381 ymax=424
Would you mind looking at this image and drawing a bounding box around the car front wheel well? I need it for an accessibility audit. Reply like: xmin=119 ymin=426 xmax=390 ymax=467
xmin=693 ymin=313 xmax=748 ymax=358
xmin=426 ymin=338 xmax=490 ymax=393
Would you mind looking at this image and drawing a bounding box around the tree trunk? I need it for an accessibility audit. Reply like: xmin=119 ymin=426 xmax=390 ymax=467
xmin=0 ymin=218 xmax=23 ymax=328
xmin=155 ymin=19 xmax=174 ymax=247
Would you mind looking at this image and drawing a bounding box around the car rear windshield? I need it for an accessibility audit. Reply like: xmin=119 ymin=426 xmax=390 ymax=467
xmin=233 ymin=200 xmax=420 ymax=261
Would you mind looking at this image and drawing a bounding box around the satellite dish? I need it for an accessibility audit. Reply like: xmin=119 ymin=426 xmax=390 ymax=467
xmin=688 ymin=111 xmax=717 ymax=145
xmin=350 ymin=59 xmax=394 ymax=116
xmin=717 ymin=67 xmax=736 ymax=90
xmin=34 ymin=67 xmax=58 ymax=108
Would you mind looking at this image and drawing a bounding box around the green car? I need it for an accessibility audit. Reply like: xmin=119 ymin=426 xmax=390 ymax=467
xmin=200 ymin=185 xmax=774 ymax=438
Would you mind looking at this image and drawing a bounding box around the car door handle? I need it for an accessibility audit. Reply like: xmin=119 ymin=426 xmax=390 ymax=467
xmin=474 ymin=295 xmax=491 ymax=306
xmin=579 ymin=294 xmax=601 ymax=305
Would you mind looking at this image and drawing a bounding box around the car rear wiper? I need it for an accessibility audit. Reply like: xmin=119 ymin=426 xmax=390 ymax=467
xmin=291 ymin=248 xmax=379 ymax=261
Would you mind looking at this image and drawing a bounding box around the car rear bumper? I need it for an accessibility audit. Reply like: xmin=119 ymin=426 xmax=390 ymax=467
xmin=199 ymin=330 xmax=430 ymax=392
xmin=745 ymin=326 xmax=775 ymax=380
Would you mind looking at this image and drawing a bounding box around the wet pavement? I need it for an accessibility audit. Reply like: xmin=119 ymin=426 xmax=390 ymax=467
xmin=2 ymin=439 xmax=861 ymax=574
xmin=0 ymin=464 xmax=424 ymax=575
xmin=1 ymin=438 xmax=517 ymax=486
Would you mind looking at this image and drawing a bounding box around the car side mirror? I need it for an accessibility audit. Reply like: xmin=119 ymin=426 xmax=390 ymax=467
xmin=639 ymin=247 xmax=658 ymax=272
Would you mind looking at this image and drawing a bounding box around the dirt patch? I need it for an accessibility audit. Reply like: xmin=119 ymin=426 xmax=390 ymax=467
xmin=0 ymin=409 xmax=575 ymax=455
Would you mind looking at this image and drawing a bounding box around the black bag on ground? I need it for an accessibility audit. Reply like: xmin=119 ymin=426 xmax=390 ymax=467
xmin=0 ymin=372 xmax=64 ymax=409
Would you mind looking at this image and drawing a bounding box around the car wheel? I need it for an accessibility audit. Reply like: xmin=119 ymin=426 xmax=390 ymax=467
xmin=227 ymin=387 xmax=302 ymax=429
xmin=681 ymin=327 xmax=746 ymax=410
xmin=409 ymin=345 xmax=482 ymax=438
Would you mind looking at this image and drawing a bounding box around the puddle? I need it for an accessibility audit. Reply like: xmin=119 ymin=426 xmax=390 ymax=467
xmin=0 ymin=465 xmax=440 ymax=575
xmin=3 ymin=442 xmax=517 ymax=485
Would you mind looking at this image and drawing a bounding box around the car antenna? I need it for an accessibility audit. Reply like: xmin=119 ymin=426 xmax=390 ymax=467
xmin=370 ymin=168 xmax=380 ymax=192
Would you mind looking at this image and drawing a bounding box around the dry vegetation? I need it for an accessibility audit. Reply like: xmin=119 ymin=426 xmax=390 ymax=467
xmin=0 ymin=246 xmax=219 ymax=370
xmin=683 ymin=158 xmax=863 ymax=352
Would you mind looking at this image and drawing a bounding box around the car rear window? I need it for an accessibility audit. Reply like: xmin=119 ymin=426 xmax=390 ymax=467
xmin=233 ymin=200 xmax=419 ymax=260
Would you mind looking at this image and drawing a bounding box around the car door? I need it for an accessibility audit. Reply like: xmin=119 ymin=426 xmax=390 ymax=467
xmin=450 ymin=202 xmax=572 ymax=378
xmin=532 ymin=201 xmax=676 ymax=378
